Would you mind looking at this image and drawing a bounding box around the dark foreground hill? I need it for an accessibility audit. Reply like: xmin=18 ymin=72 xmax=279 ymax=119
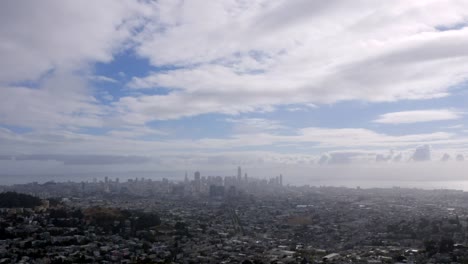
xmin=0 ymin=191 xmax=42 ymax=208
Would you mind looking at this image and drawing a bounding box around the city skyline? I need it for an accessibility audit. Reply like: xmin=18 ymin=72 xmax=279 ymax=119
xmin=4 ymin=2 xmax=468 ymax=262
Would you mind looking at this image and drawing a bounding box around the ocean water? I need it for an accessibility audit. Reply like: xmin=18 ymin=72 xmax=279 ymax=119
xmin=308 ymin=179 xmax=468 ymax=191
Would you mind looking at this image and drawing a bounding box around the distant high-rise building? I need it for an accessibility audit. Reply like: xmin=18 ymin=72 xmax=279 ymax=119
xmin=194 ymin=171 xmax=201 ymax=192
xmin=209 ymin=185 xmax=225 ymax=198
xmin=172 ymin=184 xmax=185 ymax=196
xmin=227 ymin=185 xmax=237 ymax=197
xmin=279 ymin=174 xmax=283 ymax=186
xmin=244 ymin=173 xmax=248 ymax=183
xmin=237 ymin=166 xmax=242 ymax=182
xmin=184 ymin=171 xmax=189 ymax=183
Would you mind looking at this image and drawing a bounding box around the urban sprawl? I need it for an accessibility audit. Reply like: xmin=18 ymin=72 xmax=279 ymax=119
xmin=1 ymin=167 xmax=468 ymax=263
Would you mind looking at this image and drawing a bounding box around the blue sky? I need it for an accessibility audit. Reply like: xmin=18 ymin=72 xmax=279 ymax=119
xmin=1 ymin=0 xmax=468 ymax=182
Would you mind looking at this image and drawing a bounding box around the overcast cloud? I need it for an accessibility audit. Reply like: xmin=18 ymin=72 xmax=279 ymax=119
xmin=1 ymin=0 xmax=468 ymax=184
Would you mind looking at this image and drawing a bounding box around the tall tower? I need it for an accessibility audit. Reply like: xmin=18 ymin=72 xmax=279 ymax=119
xmin=279 ymin=174 xmax=283 ymax=186
xmin=194 ymin=171 xmax=201 ymax=192
xmin=237 ymin=166 xmax=242 ymax=182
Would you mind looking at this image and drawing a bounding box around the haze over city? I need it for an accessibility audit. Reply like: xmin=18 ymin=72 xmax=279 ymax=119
xmin=6 ymin=2 xmax=468 ymax=263
xmin=1 ymin=1 xmax=468 ymax=187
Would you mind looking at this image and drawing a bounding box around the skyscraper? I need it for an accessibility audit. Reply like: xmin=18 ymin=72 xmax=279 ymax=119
xmin=237 ymin=166 xmax=242 ymax=182
xmin=194 ymin=171 xmax=201 ymax=193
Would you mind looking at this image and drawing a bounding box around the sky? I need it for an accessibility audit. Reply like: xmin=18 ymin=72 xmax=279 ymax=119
xmin=1 ymin=0 xmax=468 ymax=185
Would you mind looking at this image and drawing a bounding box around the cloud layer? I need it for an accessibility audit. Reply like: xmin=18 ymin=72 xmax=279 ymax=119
xmin=125 ymin=0 xmax=468 ymax=121
xmin=1 ymin=1 xmax=468 ymax=182
xmin=375 ymin=109 xmax=463 ymax=124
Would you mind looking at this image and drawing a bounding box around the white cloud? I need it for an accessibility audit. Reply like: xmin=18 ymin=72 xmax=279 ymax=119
xmin=226 ymin=118 xmax=285 ymax=133
xmin=2 ymin=0 xmax=468 ymax=178
xmin=411 ymin=145 xmax=432 ymax=162
xmin=121 ymin=1 xmax=468 ymax=121
xmin=0 ymin=72 xmax=105 ymax=129
xmin=441 ymin=153 xmax=451 ymax=161
xmin=297 ymin=128 xmax=454 ymax=148
xmin=286 ymin=107 xmax=304 ymax=112
xmin=2 ymin=1 xmax=468 ymax=129
xmin=374 ymin=109 xmax=463 ymax=124
xmin=99 ymin=91 xmax=115 ymax=102
xmin=89 ymin=75 xmax=118 ymax=84
xmin=318 ymin=151 xmax=375 ymax=165
xmin=0 ymin=0 xmax=148 ymax=84
xmin=107 ymin=126 xmax=167 ymax=139
xmin=0 ymin=124 xmax=462 ymax=157
xmin=2 ymin=123 xmax=468 ymax=181
xmin=0 ymin=1 xmax=151 ymax=131
xmin=393 ymin=153 xmax=403 ymax=162
xmin=445 ymin=124 xmax=464 ymax=129
xmin=376 ymin=150 xmax=394 ymax=162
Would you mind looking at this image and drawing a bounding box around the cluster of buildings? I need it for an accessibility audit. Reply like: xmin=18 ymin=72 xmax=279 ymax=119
xmin=0 ymin=206 xmax=172 ymax=263
xmin=2 ymin=169 xmax=468 ymax=262
xmin=181 ymin=167 xmax=283 ymax=198
xmin=6 ymin=167 xmax=286 ymax=200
